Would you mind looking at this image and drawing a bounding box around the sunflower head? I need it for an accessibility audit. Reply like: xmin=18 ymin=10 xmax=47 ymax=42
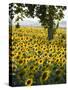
xmin=25 ymin=78 xmax=33 ymax=86
xmin=18 ymin=60 xmax=24 ymax=65
xmin=41 ymin=70 xmax=51 ymax=81
xmin=38 ymin=59 xmax=44 ymax=65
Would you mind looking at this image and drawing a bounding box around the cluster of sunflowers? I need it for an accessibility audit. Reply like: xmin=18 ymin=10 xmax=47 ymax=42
xmin=9 ymin=27 xmax=66 ymax=86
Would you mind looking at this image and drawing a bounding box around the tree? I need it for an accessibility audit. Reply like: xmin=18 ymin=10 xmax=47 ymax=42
xmin=9 ymin=3 xmax=66 ymax=40
xmin=26 ymin=4 xmax=66 ymax=40
xmin=9 ymin=3 xmax=27 ymax=29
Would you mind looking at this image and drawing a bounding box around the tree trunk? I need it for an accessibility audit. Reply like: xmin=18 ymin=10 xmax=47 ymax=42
xmin=48 ymin=6 xmax=54 ymax=40
xmin=48 ymin=18 xmax=54 ymax=40
xmin=48 ymin=26 xmax=53 ymax=40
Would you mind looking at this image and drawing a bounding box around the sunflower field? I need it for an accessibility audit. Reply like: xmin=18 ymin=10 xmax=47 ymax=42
xmin=9 ymin=27 xmax=66 ymax=86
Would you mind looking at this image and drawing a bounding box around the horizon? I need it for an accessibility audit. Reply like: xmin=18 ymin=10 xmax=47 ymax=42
xmin=19 ymin=19 xmax=66 ymax=28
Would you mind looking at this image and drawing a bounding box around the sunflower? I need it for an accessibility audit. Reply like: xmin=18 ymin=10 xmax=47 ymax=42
xmin=55 ymin=58 xmax=60 ymax=64
xmin=29 ymin=65 xmax=35 ymax=70
xmin=12 ymin=64 xmax=17 ymax=72
xmin=48 ymin=58 xmax=54 ymax=65
xmin=62 ymin=57 xmax=66 ymax=63
xmin=33 ymin=65 xmax=39 ymax=72
xmin=14 ymin=52 xmax=19 ymax=59
xmin=42 ymin=52 xmax=48 ymax=60
xmin=58 ymin=53 xmax=62 ymax=58
xmin=25 ymin=78 xmax=33 ymax=86
xmin=37 ymin=59 xmax=44 ymax=65
xmin=18 ymin=60 xmax=24 ymax=65
xmin=42 ymin=46 xmax=47 ymax=51
xmin=60 ymin=57 xmax=66 ymax=65
xmin=40 ymin=70 xmax=51 ymax=83
xmin=24 ymin=59 xmax=29 ymax=64
xmin=61 ymin=47 xmax=65 ymax=52
xmin=34 ymin=44 xmax=38 ymax=48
